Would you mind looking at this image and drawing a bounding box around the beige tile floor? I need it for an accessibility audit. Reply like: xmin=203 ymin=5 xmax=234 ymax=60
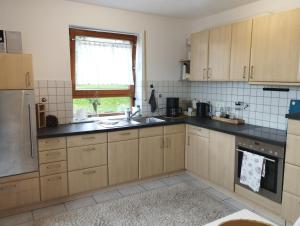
xmin=0 ymin=172 xmax=285 ymax=226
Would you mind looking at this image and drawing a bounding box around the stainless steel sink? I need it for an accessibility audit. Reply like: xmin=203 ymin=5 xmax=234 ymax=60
xmin=98 ymin=119 xmax=140 ymax=128
xmin=133 ymin=117 xmax=165 ymax=124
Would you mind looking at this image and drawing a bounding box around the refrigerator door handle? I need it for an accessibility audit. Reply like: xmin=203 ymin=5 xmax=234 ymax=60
xmin=28 ymin=104 xmax=34 ymax=158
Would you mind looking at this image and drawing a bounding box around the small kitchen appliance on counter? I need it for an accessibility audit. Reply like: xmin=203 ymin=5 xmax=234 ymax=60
xmin=166 ymin=97 xmax=182 ymax=117
xmin=196 ymin=102 xmax=210 ymax=118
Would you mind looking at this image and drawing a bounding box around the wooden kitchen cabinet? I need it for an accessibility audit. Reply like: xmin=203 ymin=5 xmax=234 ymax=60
xmin=40 ymin=173 xmax=68 ymax=201
xmin=282 ymin=192 xmax=300 ymax=224
xmin=186 ymin=126 xmax=209 ymax=178
xmin=285 ymin=134 xmax=300 ymax=167
xmin=139 ymin=135 xmax=164 ymax=179
xmin=230 ymin=20 xmax=252 ymax=81
xmin=209 ymin=130 xmax=235 ymax=191
xmin=250 ymin=9 xmax=300 ymax=82
xmin=190 ymin=30 xmax=209 ymax=81
xmin=0 ymin=53 xmax=34 ymax=89
xmin=208 ymin=25 xmax=232 ymax=81
xmin=108 ymin=139 xmax=139 ymax=185
xmin=164 ymin=125 xmax=185 ymax=173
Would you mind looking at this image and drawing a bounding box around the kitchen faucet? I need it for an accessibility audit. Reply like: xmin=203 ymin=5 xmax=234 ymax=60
xmin=126 ymin=105 xmax=141 ymax=122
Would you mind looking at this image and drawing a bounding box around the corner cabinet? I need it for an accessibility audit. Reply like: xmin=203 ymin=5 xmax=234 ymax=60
xmin=208 ymin=130 xmax=235 ymax=191
xmin=190 ymin=30 xmax=209 ymax=81
xmin=208 ymin=24 xmax=232 ymax=81
xmin=0 ymin=53 xmax=34 ymax=89
xmin=250 ymin=8 xmax=300 ymax=83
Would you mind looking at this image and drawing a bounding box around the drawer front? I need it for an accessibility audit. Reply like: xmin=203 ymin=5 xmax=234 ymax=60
xmin=0 ymin=178 xmax=40 ymax=210
xmin=39 ymin=149 xmax=66 ymax=164
xmin=284 ymin=164 xmax=300 ymax=196
xmin=68 ymin=144 xmax=107 ymax=171
xmin=282 ymin=192 xmax=300 ymax=223
xmin=108 ymin=129 xmax=138 ymax=142
xmin=288 ymin=119 xmax=300 ymax=136
xmin=139 ymin=126 xmax=163 ymax=138
xmin=67 ymin=133 xmax=107 ymax=147
xmin=40 ymin=173 xmax=68 ymax=201
xmin=38 ymin=137 xmax=66 ymax=151
xmin=286 ymin=134 xmax=300 ymax=167
xmin=187 ymin=125 xmax=209 ymax=138
xmin=39 ymin=161 xmax=67 ymax=176
xmin=68 ymin=166 xmax=107 ymax=195
xmin=164 ymin=124 xmax=185 ymax=135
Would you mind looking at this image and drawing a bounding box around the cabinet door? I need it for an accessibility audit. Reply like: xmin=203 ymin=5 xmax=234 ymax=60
xmin=186 ymin=134 xmax=209 ymax=178
xmin=164 ymin=133 xmax=185 ymax=173
xmin=0 ymin=54 xmax=33 ymax=89
xmin=40 ymin=173 xmax=68 ymax=201
xmin=282 ymin=192 xmax=300 ymax=224
xmin=139 ymin=136 xmax=164 ymax=179
xmin=208 ymin=25 xmax=232 ymax=81
xmin=108 ymin=139 xmax=138 ymax=185
xmin=230 ymin=20 xmax=252 ymax=81
xmin=209 ymin=130 xmax=235 ymax=191
xmin=190 ymin=30 xmax=209 ymax=81
xmin=250 ymin=9 xmax=300 ymax=82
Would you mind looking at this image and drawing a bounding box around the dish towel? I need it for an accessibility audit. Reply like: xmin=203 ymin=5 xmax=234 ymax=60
xmin=240 ymin=151 xmax=265 ymax=192
xmin=148 ymin=89 xmax=157 ymax=113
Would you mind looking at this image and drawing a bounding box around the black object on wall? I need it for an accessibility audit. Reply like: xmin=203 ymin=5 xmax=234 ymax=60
xmin=263 ymin=88 xmax=290 ymax=92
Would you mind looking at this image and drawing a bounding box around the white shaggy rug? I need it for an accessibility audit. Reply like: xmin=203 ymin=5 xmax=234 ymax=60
xmin=35 ymin=183 xmax=236 ymax=226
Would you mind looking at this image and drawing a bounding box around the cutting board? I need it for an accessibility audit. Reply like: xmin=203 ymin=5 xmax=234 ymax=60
xmin=212 ymin=116 xmax=245 ymax=125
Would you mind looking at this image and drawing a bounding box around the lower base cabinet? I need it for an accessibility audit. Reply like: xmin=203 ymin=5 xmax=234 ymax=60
xmin=108 ymin=139 xmax=138 ymax=185
xmin=139 ymin=136 xmax=164 ymax=179
xmin=40 ymin=173 xmax=68 ymax=201
xmin=209 ymin=130 xmax=235 ymax=191
xmin=68 ymin=166 xmax=108 ymax=195
xmin=164 ymin=133 xmax=185 ymax=172
xmin=282 ymin=192 xmax=300 ymax=223
xmin=0 ymin=177 xmax=40 ymax=210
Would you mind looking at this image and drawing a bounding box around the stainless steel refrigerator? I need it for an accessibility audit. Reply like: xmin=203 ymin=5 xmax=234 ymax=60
xmin=0 ymin=90 xmax=38 ymax=177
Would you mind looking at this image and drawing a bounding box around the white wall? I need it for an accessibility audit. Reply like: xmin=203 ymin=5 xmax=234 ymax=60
xmin=192 ymin=0 xmax=300 ymax=32
xmin=0 ymin=0 xmax=191 ymax=81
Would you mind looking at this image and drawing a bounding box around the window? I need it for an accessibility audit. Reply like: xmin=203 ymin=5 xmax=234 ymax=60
xmin=69 ymin=28 xmax=137 ymax=116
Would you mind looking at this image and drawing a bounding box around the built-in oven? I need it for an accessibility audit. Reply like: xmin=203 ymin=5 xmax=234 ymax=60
xmin=235 ymin=136 xmax=285 ymax=203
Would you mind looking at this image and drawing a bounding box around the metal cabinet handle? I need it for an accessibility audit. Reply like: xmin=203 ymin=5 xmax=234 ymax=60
xmin=207 ymin=68 xmax=212 ymax=79
xmin=250 ymin=65 xmax=254 ymax=79
xmin=203 ymin=68 xmax=207 ymax=80
xmin=83 ymin=147 xmax=96 ymax=152
xmin=47 ymin=176 xmax=62 ymax=182
xmin=242 ymin=66 xmax=247 ymax=79
xmin=46 ymin=163 xmax=61 ymax=169
xmin=82 ymin=136 xmax=95 ymax=140
xmin=25 ymin=72 xmax=30 ymax=87
xmin=45 ymin=139 xmax=60 ymax=144
xmin=83 ymin=170 xmax=96 ymax=175
xmin=120 ymin=132 xmax=131 ymax=136
xmin=46 ymin=151 xmax=60 ymax=157
xmin=0 ymin=184 xmax=17 ymax=191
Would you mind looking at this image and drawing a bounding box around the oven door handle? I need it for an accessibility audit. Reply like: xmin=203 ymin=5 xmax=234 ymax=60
xmin=236 ymin=149 xmax=276 ymax=163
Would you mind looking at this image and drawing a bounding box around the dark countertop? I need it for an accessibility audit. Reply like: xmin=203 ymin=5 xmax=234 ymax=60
xmin=286 ymin=112 xmax=300 ymax=120
xmin=37 ymin=116 xmax=287 ymax=147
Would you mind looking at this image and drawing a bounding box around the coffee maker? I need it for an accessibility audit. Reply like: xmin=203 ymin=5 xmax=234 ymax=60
xmin=196 ymin=102 xmax=210 ymax=118
xmin=166 ymin=98 xmax=182 ymax=117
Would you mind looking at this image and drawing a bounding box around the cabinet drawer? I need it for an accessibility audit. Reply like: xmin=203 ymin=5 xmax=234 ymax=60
xmin=139 ymin=126 xmax=163 ymax=138
xmin=284 ymin=164 xmax=300 ymax=196
xmin=40 ymin=173 xmax=68 ymax=201
xmin=38 ymin=137 xmax=66 ymax=151
xmin=286 ymin=134 xmax=300 ymax=166
xmin=108 ymin=129 xmax=138 ymax=142
xmin=68 ymin=144 xmax=107 ymax=171
xmin=288 ymin=119 xmax=300 ymax=136
xmin=67 ymin=133 xmax=107 ymax=147
xmin=187 ymin=125 xmax=209 ymax=138
xmin=39 ymin=149 xmax=66 ymax=164
xmin=282 ymin=192 xmax=300 ymax=223
xmin=164 ymin=124 xmax=185 ymax=135
xmin=0 ymin=177 xmax=40 ymax=210
xmin=68 ymin=166 xmax=107 ymax=195
xmin=39 ymin=161 xmax=67 ymax=176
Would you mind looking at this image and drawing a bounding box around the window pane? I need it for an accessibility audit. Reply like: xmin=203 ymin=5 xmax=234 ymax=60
xmin=73 ymin=97 xmax=131 ymax=116
xmin=75 ymin=35 xmax=134 ymax=90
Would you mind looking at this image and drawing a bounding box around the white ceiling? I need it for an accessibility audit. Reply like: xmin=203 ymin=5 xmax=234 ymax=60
xmin=69 ymin=0 xmax=259 ymax=19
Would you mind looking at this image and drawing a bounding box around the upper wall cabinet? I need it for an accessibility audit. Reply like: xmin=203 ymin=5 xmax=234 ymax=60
xmin=250 ymin=9 xmax=300 ymax=83
xmin=230 ymin=20 xmax=253 ymax=81
xmin=190 ymin=30 xmax=209 ymax=81
xmin=208 ymin=25 xmax=232 ymax=81
xmin=0 ymin=53 xmax=34 ymax=89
